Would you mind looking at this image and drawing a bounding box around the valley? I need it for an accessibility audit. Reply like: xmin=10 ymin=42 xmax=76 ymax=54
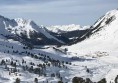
xmin=0 ymin=9 xmax=118 ymax=83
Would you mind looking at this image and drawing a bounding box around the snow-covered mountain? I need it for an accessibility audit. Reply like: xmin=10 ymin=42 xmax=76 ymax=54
xmin=66 ymin=9 xmax=118 ymax=54
xmin=0 ymin=15 xmax=92 ymax=46
xmin=47 ymin=24 xmax=90 ymax=34
xmin=0 ymin=15 xmax=64 ymax=45
xmin=47 ymin=24 xmax=90 ymax=45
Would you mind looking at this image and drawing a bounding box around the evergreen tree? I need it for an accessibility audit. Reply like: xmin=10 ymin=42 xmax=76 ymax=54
xmin=1 ymin=59 xmax=5 ymax=65
xmin=15 ymin=78 xmax=20 ymax=83
xmin=85 ymin=78 xmax=92 ymax=83
xmin=58 ymin=80 xmax=63 ymax=83
xmin=115 ymin=75 xmax=118 ymax=83
xmin=51 ymin=73 xmax=55 ymax=77
xmin=11 ymin=61 xmax=14 ymax=66
xmin=34 ymin=78 xmax=38 ymax=83
xmin=97 ymin=78 xmax=106 ymax=83
xmin=72 ymin=77 xmax=84 ymax=83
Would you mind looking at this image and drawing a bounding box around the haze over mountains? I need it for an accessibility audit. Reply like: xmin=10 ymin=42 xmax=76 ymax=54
xmin=0 ymin=9 xmax=118 ymax=83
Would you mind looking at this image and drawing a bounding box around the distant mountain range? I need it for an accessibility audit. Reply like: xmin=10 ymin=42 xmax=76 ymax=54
xmin=0 ymin=9 xmax=118 ymax=47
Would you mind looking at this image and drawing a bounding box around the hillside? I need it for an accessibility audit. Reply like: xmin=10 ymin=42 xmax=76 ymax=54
xmin=66 ymin=9 xmax=118 ymax=54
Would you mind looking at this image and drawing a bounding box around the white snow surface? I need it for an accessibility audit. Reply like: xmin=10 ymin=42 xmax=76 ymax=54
xmin=47 ymin=24 xmax=90 ymax=34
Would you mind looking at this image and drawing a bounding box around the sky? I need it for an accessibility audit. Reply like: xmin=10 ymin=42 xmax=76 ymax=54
xmin=0 ymin=0 xmax=118 ymax=26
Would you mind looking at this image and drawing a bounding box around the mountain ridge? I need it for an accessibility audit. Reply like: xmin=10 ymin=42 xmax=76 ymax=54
xmin=0 ymin=15 xmax=65 ymax=45
xmin=65 ymin=9 xmax=118 ymax=54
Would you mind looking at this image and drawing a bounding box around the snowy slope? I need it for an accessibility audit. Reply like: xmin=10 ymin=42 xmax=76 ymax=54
xmin=0 ymin=34 xmax=71 ymax=83
xmin=0 ymin=34 xmax=116 ymax=83
xmin=66 ymin=9 xmax=118 ymax=54
xmin=0 ymin=38 xmax=118 ymax=83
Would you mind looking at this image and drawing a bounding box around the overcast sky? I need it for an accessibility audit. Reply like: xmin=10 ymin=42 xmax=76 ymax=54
xmin=0 ymin=0 xmax=118 ymax=26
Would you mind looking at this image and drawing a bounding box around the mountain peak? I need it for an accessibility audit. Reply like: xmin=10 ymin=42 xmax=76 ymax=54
xmin=0 ymin=15 xmax=12 ymax=22
xmin=14 ymin=18 xmax=34 ymax=26
xmin=67 ymin=9 xmax=118 ymax=53
xmin=105 ymin=9 xmax=118 ymax=19
xmin=92 ymin=9 xmax=118 ymax=30
xmin=0 ymin=15 xmax=4 ymax=18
